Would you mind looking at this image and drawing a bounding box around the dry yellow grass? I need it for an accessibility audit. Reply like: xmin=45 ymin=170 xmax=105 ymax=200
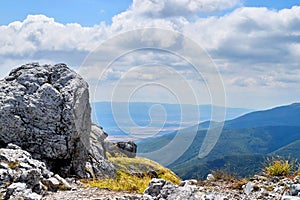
xmin=83 ymin=156 xmax=181 ymax=193
xmin=84 ymin=171 xmax=152 ymax=193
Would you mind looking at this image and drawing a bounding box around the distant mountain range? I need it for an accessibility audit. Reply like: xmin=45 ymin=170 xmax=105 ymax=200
xmin=92 ymin=102 xmax=252 ymax=140
xmin=138 ymin=103 xmax=300 ymax=180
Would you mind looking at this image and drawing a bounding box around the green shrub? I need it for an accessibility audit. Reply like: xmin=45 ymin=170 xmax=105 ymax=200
xmin=265 ymin=159 xmax=292 ymax=176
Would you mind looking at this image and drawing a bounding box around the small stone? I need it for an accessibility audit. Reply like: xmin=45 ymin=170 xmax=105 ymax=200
xmin=206 ymin=174 xmax=215 ymax=181
xmin=144 ymin=179 xmax=166 ymax=197
xmin=54 ymin=174 xmax=72 ymax=190
xmin=244 ymin=182 xmax=255 ymax=195
xmin=179 ymin=179 xmax=198 ymax=187
xmin=289 ymin=184 xmax=300 ymax=196
xmin=44 ymin=177 xmax=60 ymax=191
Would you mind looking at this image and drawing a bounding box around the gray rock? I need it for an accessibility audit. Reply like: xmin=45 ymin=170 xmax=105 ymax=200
xmin=144 ymin=178 xmax=166 ymax=197
xmin=4 ymin=182 xmax=41 ymax=200
xmin=44 ymin=177 xmax=60 ymax=191
xmin=5 ymin=182 xmax=27 ymax=199
xmin=144 ymin=178 xmax=202 ymax=200
xmin=179 ymin=179 xmax=198 ymax=187
xmin=115 ymin=141 xmax=137 ymax=158
xmin=244 ymin=181 xmax=255 ymax=195
xmin=0 ymin=63 xmax=91 ymax=178
xmin=290 ymin=184 xmax=300 ymax=196
xmin=0 ymin=144 xmax=71 ymax=199
xmin=105 ymin=140 xmax=137 ymax=158
xmin=54 ymin=174 xmax=72 ymax=190
xmin=87 ymin=124 xmax=116 ymax=179
xmin=206 ymin=174 xmax=215 ymax=181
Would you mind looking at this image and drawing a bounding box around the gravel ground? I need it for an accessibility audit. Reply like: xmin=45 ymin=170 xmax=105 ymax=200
xmin=42 ymin=187 xmax=142 ymax=200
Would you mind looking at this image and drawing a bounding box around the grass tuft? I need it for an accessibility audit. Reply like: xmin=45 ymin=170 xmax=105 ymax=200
xmin=264 ymin=158 xmax=292 ymax=176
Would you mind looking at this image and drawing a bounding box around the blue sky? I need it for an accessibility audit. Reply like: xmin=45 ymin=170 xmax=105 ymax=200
xmin=0 ymin=0 xmax=300 ymax=109
xmin=0 ymin=0 xmax=298 ymax=26
xmin=0 ymin=0 xmax=132 ymax=26
xmin=243 ymin=0 xmax=298 ymax=9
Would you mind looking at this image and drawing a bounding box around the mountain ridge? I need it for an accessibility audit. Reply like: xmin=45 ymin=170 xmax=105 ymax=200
xmin=138 ymin=102 xmax=300 ymax=180
xmin=92 ymin=101 xmax=252 ymax=140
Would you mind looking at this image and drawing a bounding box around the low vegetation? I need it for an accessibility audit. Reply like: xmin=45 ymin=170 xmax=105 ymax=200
xmin=265 ymin=160 xmax=291 ymax=176
xmin=83 ymin=154 xmax=300 ymax=194
xmin=83 ymin=155 xmax=181 ymax=193
xmin=85 ymin=170 xmax=152 ymax=193
xmin=264 ymin=157 xmax=295 ymax=176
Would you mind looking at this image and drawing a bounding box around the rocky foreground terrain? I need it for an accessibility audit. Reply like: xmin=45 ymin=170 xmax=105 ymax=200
xmin=1 ymin=142 xmax=300 ymax=199
xmin=43 ymin=174 xmax=300 ymax=199
xmin=0 ymin=63 xmax=300 ymax=200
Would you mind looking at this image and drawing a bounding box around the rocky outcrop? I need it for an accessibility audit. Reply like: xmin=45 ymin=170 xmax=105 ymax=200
xmin=86 ymin=124 xmax=116 ymax=179
xmin=106 ymin=141 xmax=137 ymax=158
xmin=0 ymin=63 xmax=91 ymax=177
xmin=115 ymin=141 xmax=137 ymax=158
xmin=0 ymin=144 xmax=72 ymax=200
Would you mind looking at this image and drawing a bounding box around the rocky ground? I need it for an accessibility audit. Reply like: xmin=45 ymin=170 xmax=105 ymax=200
xmin=43 ymin=175 xmax=300 ymax=200
xmin=43 ymin=187 xmax=143 ymax=200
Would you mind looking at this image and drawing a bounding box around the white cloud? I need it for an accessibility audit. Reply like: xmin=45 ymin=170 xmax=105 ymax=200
xmin=131 ymin=0 xmax=241 ymax=18
xmin=181 ymin=6 xmax=300 ymax=94
xmin=0 ymin=15 xmax=107 ymax=56
xmin=0 ymin=2 xmax=300 ymax=108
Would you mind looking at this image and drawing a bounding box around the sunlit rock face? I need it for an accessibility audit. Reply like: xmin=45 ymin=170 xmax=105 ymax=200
xmin=0 ymin=63 xmax=91 ymax=177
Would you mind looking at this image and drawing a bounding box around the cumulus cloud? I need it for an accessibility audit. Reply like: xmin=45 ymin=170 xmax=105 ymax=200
xmin=131 ymin=0 xmax=241 ymax=18
xmin=1 ymin=2 xmax=300 ymax=108
xmin=181 ymin=6 xmax=300 ymax=94
xmin=0 ymin=14 xmax=108 ymax=71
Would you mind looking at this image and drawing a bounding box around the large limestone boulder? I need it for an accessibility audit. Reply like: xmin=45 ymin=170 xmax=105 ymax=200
xmin=0 ymin=63 xmax=91 ymax=177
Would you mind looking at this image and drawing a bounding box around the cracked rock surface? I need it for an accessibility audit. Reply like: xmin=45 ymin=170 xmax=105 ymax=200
xmin=0 ymin=63 xmax=91 ymax=178
xmin=0 ymin=143 xmax=72 ymax=200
